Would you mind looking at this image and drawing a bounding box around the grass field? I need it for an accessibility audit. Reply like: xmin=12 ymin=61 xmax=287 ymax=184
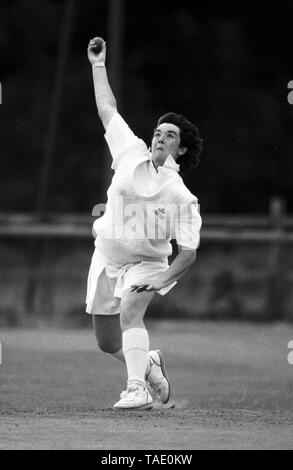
xmin=1 ymin=320 xmax=293 ymax=450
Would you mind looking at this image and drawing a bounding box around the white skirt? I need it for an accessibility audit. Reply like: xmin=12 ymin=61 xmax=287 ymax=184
xmin=86 ymin=247 xmax=176 ymax=315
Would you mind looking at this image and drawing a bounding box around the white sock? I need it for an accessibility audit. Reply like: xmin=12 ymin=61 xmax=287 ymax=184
xmin=122 ymin=328 xmax=149 ymax=386
xmin=109 ymin=348 xmax=152 ymax=377
xmin=110 ymin=349 xmax=152 ymax=376
xmin=109 ymin=349 xmax=125 ymax=363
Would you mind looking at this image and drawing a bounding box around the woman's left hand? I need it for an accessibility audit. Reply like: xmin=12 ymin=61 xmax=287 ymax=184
xmin=130 ymin=278 xmax=165 ymax=293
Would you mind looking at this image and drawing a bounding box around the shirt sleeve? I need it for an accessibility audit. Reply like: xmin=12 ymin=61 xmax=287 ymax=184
xmin=104 ymin=113 xmax=138 ymax=169
xmin=175 ymin=199 xmax=202 ymax=250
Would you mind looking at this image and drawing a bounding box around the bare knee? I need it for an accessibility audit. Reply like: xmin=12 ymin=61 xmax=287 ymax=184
xmin=120 ymin=291 xmax=154 ymax=332
xmin=120 ymin=310 xmax=144 ymax=332
xmin=96 ymin=336 xmax=121 ymax=354
xmin=92 ymin=314 xmax=122 ymax=354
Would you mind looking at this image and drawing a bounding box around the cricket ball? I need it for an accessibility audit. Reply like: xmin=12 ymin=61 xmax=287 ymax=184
xmin=91 ymin=37 xmax=104 ymax=54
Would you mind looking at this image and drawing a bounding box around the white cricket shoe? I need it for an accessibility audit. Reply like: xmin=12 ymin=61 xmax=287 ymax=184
xmin=145 ymin=350 xmax=170 ymax=404
xmin=113 ymin=382 xmax=153 ymax=410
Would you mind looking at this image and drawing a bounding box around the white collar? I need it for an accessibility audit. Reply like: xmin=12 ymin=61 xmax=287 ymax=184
xmin=163 ymin=154 xmax=180 ymax=172
xmin=150 ymin=154 xmax=180 ymax=173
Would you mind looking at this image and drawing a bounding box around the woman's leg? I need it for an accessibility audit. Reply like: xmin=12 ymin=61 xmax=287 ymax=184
xmin=119 ymin=289 xmax=155 ymax=387
xmin=92 ymin=314 xmax=125 ymax=362
xmin=90 ymin=267 xmax=126 ymax=362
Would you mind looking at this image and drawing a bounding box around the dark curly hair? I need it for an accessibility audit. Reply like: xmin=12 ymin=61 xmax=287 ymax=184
xmin=156 ymin=112 xmax=203 ymax=174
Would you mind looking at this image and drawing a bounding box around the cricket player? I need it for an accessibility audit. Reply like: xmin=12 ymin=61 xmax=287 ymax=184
xmin=86 ymin=37 xmax=203 ymax=410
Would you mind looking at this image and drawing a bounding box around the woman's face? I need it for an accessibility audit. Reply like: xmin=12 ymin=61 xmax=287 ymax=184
xmin=151 ymin=123 xmax=186 ymax=167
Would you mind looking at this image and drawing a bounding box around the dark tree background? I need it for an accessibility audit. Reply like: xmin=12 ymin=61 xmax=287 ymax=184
xmin=0 ymin=0 xmax=292 ymax=214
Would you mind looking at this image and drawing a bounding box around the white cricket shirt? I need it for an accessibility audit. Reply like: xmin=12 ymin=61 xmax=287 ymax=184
xmin=93 ymin=113 xmax=202 ymax=265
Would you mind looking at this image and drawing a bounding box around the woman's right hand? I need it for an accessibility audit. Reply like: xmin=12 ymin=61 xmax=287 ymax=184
xmin=88 ymin=37 xmax=107 ymax=65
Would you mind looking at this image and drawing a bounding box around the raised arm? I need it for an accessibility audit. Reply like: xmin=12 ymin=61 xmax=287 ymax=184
xmin=87 ymin=37 xmax=117 ymax=130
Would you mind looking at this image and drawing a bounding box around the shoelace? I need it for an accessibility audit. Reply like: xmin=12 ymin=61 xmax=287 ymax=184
xmin=120 ymin=385 xmax=145 ymax=399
